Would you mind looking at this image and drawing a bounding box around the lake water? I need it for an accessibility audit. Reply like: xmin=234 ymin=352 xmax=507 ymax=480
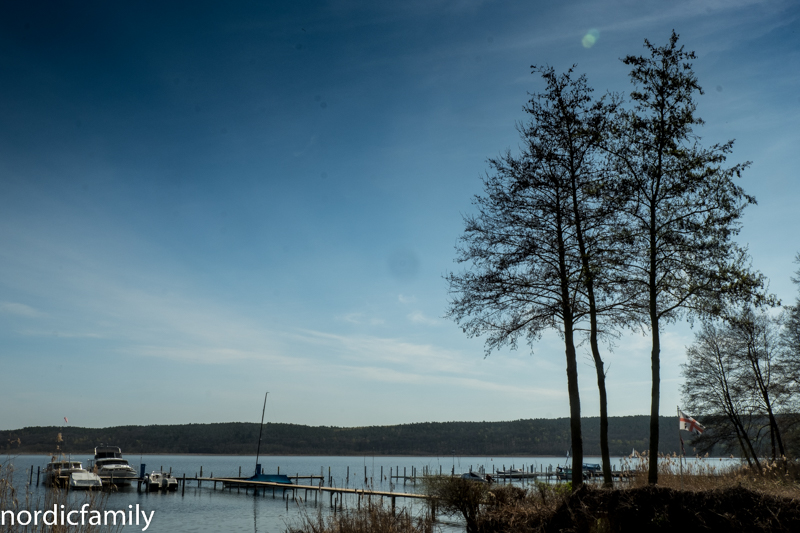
xmin=4 ymin=454 xmax=738 ymax=532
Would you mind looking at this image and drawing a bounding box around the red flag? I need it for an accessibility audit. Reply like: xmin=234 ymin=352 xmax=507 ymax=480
xmin=64 ymin=417 xmax=68 ymax=424
xmin=679 ymin=410 xmax=704 ymax=435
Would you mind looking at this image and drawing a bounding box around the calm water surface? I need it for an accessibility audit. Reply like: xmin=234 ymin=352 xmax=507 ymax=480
xmin=6 ymin=454 xmax=737 ymax=532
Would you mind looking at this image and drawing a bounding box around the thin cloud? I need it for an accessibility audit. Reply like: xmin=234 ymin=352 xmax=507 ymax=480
xmin=407 ymin=311 xmax=439 ymax=326
xmin=345 ymin=364 xmax=566 ymax=401
xmin=293 ymin=328 xmax=477 ymax=376
xmin=132 ymin=345 xmax=305 ymax=367
xmin=0 ymin=302 xmax=42 ymax=317
xmin=342 ymin=312 xmax=385 ymax=325
xmin=20 ymin=329 xmax=102 ymax=339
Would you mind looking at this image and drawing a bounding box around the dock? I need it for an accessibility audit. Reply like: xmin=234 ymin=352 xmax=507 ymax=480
xmin=174 ymin=475 xmax=428 ymax=515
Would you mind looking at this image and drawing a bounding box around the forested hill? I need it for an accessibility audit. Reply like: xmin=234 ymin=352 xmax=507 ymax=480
xmin=2 ymin=416 xmax=684 ymax=456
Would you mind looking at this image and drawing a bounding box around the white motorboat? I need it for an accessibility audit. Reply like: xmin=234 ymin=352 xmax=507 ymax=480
xmin=43 ymin=457 xmax=86 ymax=486
xmin=461 ymin=471 xmax=489 ymax=483
xmin=143 ymin=471 xmax=178 ymax=492
xmin=69 ymin=471 xmax=103 ymax=490
xmin=88 ymin=445 xmax=139 ymax=485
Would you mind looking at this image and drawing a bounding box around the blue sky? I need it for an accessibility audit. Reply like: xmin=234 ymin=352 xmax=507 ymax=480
xmin=1 ymin=0 xmax=798 ymax=431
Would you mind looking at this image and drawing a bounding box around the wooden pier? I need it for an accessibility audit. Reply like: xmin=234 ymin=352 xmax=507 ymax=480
xmin=178 ymin=476 xmax=427 ymax=515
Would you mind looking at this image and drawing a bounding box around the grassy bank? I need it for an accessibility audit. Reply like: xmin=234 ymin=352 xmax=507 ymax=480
xmin=483 ymin=456 xmax=800 ymax=532
xmin=285 ymin=456 xmax=800 ymax=533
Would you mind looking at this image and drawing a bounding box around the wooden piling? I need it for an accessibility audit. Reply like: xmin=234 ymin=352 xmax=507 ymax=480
xmin=182 ymin=474 xmax=186 ymax=496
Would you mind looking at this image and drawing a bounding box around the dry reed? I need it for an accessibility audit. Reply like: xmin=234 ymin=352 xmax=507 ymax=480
xmin=619 ymin=452 xmax=800 ymax=498
xmin=1 ymin=459 xmax=120 ymax=533
xmin=287 ymin=501 xmax=433 ymax=533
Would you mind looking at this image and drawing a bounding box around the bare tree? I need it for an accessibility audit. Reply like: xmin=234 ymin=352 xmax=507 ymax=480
xmin=683 ymin=308 xmax=790 ymax=465
xmin=683 ymin=320 xmax=762 ymax=470
xmin=729 ymin=309 xmax=787 ymax=460
xmin=545 ymin=68 xmax=627 ymax=487
xmin=614 ymin=31 xmax=762 ymax=484
xmin=781 ymin=254 xmax=800 ymax=388
xmin=446 ymin=66 xmax=619 ymax=489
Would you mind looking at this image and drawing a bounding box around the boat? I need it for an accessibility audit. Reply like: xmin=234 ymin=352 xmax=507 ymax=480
xmin=244 ymin=393 xmax=292 ymax=485
xmin=555 ymin=466 xmax=590 ymax=481
xmin=42 ymin=457 xmax=86 ymax=486
xmin=69 ymin=471 xmax=103 ymax=490
xmin=582 ymin=463 xmax=601 ymax=475
xmin=88 ymin=445 xmax=139 ymax=485
xmin=460 ymin=471 xmax=489 ymax=483
xmin=143 ymin=471 xmax=178 ymax=492
xmin=222 ymin=393 xmax=293 ymax=489
xmin=247 ymin=464 xmax=293 ymax=484
xmin=495 ymin=468 xmax=527 ymax=478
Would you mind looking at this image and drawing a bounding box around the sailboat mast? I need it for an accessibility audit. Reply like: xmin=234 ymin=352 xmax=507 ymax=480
xmin=255 ymin=392 xmax=268 ymax=471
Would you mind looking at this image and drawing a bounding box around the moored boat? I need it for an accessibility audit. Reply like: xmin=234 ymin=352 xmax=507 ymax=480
xmin=460 ymin=471 xmax=489 ymax=483
xmin=555 ymin=466 xmax=590 ymax=481
xmin=143 ymin=471 xmax=179 ymax=491
xmin=43 ymin=457 xmax=85 ymax=487
xmin=69 ymin=471 xmax=103 ymax=490
xmin=243 ymin=392 xmax=293 ymax=485
xmin=495 ymin=468 xmax=526 ymax=478
xmin=88 ymin=445 xmax=138 ymax=485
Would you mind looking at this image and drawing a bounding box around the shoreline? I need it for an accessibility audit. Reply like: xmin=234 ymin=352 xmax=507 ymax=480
xmin=4 ymin=452 xmax=732 ymax=459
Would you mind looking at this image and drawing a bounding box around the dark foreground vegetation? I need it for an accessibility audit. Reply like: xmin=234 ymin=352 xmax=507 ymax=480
xmin=534 ymin=484 xmax=800 ymax=533
xmin=287 ymin=459 xmax=800 ymax=533
xmin=2 ymin=416 xmax=679 ymax=456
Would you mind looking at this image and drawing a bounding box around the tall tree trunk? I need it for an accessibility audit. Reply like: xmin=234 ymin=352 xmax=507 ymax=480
xmin=567 ymin=167 xmax=612 ymax=487
xmin=733 ymin=414 xmax=762 ymax=473
xmin=556 ymin=198 xmax=583 ymax=490
xmin=563 ymin=320 xmax=583 ymax=489
xmin=733 ymin=429 xmax=753 ymax=469
xmin=749 ymin=352 xmax=785 ymax=459
xmin=590 ymin=331 xmax=612 ymax=487
xmin=649 ymin=321 xmax=660 ymax=484
xmin=648 ymin=202 xmax=660 ymax=485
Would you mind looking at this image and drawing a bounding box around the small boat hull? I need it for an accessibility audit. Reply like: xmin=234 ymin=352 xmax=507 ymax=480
xmin=70 ymin=472 xmax=103 ymax=490
xmin=144 ymin=472 xmax=179 ymax=492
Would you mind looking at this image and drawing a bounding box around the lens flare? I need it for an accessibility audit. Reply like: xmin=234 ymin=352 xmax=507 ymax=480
xmin=582 ymin=29 xmax=600 ymax=48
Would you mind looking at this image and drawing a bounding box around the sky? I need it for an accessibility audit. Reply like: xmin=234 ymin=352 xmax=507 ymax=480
xmin=1 ymin=0 xmax=798 ymax=431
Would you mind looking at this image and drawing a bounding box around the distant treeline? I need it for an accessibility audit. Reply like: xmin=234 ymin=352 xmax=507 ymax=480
xmin=1 ymin=416 xmax=697 ymax=456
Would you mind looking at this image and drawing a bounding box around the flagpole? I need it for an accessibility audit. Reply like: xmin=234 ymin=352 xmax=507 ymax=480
xmin=677 ymin=406 xmax=683 ymax=491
